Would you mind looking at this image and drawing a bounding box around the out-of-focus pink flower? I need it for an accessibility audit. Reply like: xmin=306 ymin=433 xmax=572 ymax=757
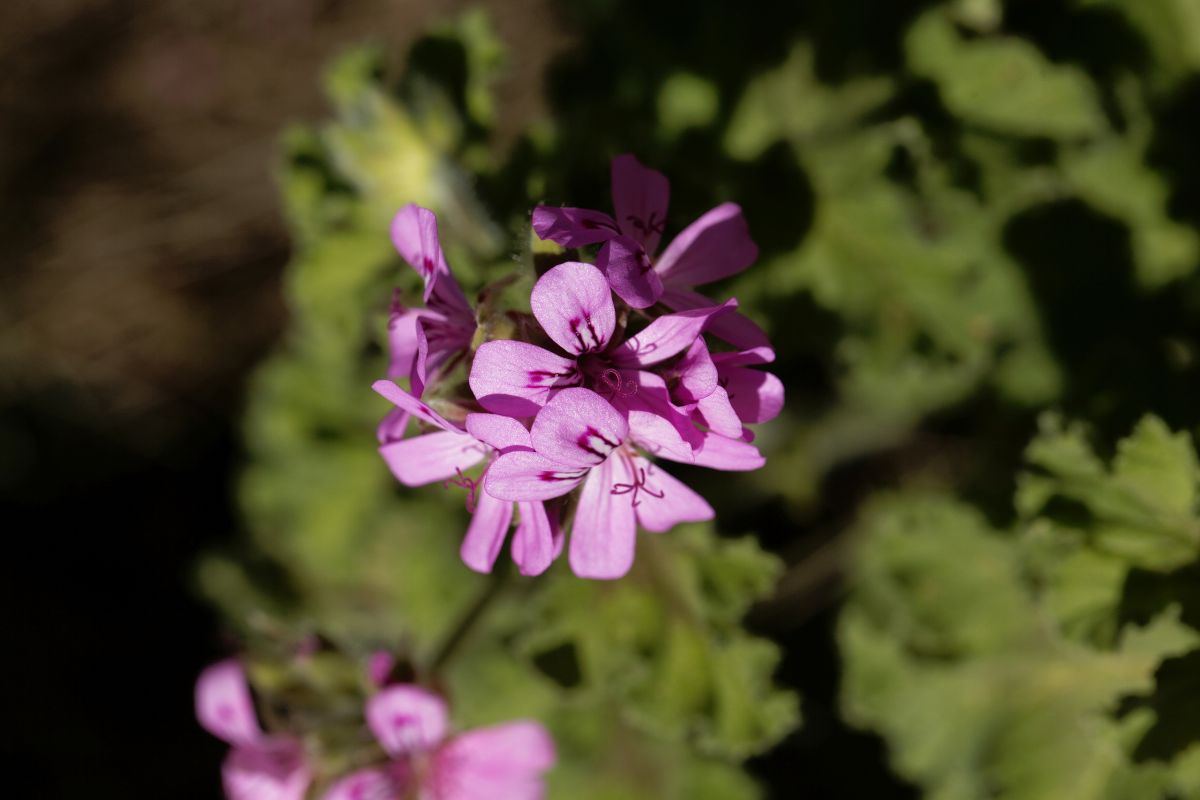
xmin=324 ymin=685 xmax=555 ymax=800
xmin=195 ymin=660 xmax=311 ymax=800
xmin=372 ymin=380 xmax=561 ymax=576
xmin=486 ymin=387 xmax=716 ymax=579
xmin=533 ymin=155 xmax=769 ymax=355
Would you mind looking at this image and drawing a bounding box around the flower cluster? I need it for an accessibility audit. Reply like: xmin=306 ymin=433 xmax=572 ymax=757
xmin=376 ymin=155 xmax=782 ymax=579
xmin=195 ymin=659 xmax=555 ymax=800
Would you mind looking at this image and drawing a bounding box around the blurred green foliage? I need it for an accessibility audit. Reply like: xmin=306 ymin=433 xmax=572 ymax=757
xmin=841 ymin=415 xmax=1200 ymax=800
xmin=200 ymin=0 xmax=1200 ymax=796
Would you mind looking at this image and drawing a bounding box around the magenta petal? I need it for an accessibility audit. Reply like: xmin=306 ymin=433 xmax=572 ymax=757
xmin=596 ymin=236 xmax=664 ymax=309
xmin=460 ymin=486 xmax=515 ymax=574
xmin=379 ymin=431 xmax=487 ymax=487
xmin=322 ymin=765 xmax=408 ymax=800
xmin=224 ymin=738 xmax=311 ymax=800
xmin=721 ymin=366 xmax=785 ymax=424
xmin=611 ymin=154 xmax=670 ymax=255
xmin=469 ymin=340 xmax=581 ymax=417
xmin=531 ymin=387 xmax=628 ymax=468
xmin=694 ymin=386 xmax=745 ymax=438
xmin=390 ymin=205 xmax=470 ymax=314
xmin=632 ymin=457 xmax=715 ymax=533
xmin=367 ymin=652 xmax=396 ymax=688
xmin=377 ymin=408 xmax=410 ymax=446
xmin=671 ymin=338 xmax=719 ymax=405
xmin=692 ymin=430 xmax=766 ymax=471
xmin=466 ymin=413 xmax=533 ymax=452
xmin=616 ymin=372 xmax=702 ymax=463
xmin=431 ymin=721 xmax=556 ymax=800
xmin=367 ymin=684 xmax=449 ymax=757
xmin=568 ymin=458 xmax=638 ymax=579
xmin=611 ymin=299 xmax=736 ymax=368
xmin=486 ymin=451 xmax=586 ymax=502
xmin=531 ymin=205 xmax=620 ymax=247
xmin=386 ymin=306 xmax=423 ymax=382
xmin=530 ymin=261 xmax=616 ymax=355
xmin=512 ymin=501 xmax=557 ymax=576
xmin=196 ymin=660 xmax=263 ymax=747
xmin=660 ymin=287 xmax=774 ymax=358
xmin=655 ymin=202 xmax=758 ymax=286
xmin=373 ymin=380 xmax=462 ymax=433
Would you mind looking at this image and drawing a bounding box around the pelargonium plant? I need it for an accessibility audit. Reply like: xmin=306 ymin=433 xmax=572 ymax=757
xmin=375 ymin=155 xmax=782 ymax=580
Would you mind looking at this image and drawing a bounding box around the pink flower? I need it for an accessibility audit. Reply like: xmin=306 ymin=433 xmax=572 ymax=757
xmin=387 ymin=205 xmax=477 ymax=399
xmin=485 ymin=387 xmax=717 ymax=579
xmin=324 ymin=685 xmax=556 ymax=800
xmin=372 ymin=379 xmax=561 ymax=576
xmin=533 ymin=154 xmax=769 ymax=356
xmin=469 ymin=260 xmax=749 ymax=464
xmin=195 ymin=660 xmax=312 ymax=800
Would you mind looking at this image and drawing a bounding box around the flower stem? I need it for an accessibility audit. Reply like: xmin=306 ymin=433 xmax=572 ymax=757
xmin=429 ymin=562 xmax=509 ymax=675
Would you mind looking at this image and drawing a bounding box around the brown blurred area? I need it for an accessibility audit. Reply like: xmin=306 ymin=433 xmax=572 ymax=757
xmin=0 ymin=0 xmax=563 ymax=456
xmin=0 ymin=2 xmax=563 ymax=796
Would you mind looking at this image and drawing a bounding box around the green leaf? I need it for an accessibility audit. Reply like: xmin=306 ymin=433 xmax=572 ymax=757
xmin=906 ymin=9 xmax=1108 ymax=139
xmin=1019 ymin=414 xmax=1200 ymax=571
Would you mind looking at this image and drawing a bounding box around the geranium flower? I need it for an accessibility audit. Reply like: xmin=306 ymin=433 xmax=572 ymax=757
xmin=324 ymin=685 xmax=555 ymax=800
xmin=485 ymin=387 xmax=717 ymax=579
xmin=373 ymin=379 xmax=559 ymax=576
xmin=387 ymin=204 xmax=477 ymax=398
xmin=532 ymin=154 xmax=769 ymax=355
xmin=468 ymin=260 xmax=743 ymax=463
xmin=195 ymin=660 xmax=311 ymax=800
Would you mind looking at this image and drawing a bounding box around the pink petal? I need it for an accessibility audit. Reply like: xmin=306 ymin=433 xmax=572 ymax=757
xmin=322 ymin=765 xmax=408 ymax=800
xmin=530 ymin=387 xmax=628 ymax=468
xmin=486 ymin=451 xmax=586 ymax=502
xmin=196 ymin=660 xmax=262 ymax=747
xmin=670 ymin=338 xmax=718 ymax=405
xmin=711 ymin=348 xmax=774 ymax=368
xmin=631 ymin=457 xmax=715 ymax=533
xmin=390 ymin=205 xmax=471 ymax=315
xmin=469 ymin=340 xmax=582 ymax=417
xmin=386 ymin=305 xmax=423 ymax=383
xmin=379 ymin=431 xmax=487 ymax=487
xmin=596 ymin=235 xmax=664 ymax=309
xmin=431 ymin=721 xmax=556 ymax=800
xmin=693 ymin=386 xmax=744 ymax=438
xmin=377 ymin=408 xmax=411 ymax=446
xmin=720 ymin=366 xmax=785 ymax=424
xmin=367 ymin=652 xmax=396 ymax=687
xmin=660 ymin=287 xmax=774 ymax=358
xmin=460 ymin=486 xmax=515 ymax=574
xmin=367 ymin=684 xmax=449 ymax=757
xmin=611 ymin=154 xmax=670 ymax=254
xmin=531 ymin=206 xmax=620 ymax=247
xmin=654 ymin=202 xmax=758 ymax=287
xmin=614 ymin=372 xmax=701 ymax=464
xmin=372 ymin=380 xmax=462 ymax=433
xmin=223 ymin=738 xmax=311 ymax=800
xmin=569 ymin=458 xmax=638 ymax=579
xmin=412 ymin=310 xmax=475 ymax=398
xmin=512 ymin=501 xmax=557 ymax=576
xmin=610 ymin=299 xmax=736 ymax=368
xmin=530 ymin=261 xmax=616 ymax=355
xmin=692 ymin=430 xmax=766 ymax=471
xmin=465 ymin=413 xmax=532 ymax=452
